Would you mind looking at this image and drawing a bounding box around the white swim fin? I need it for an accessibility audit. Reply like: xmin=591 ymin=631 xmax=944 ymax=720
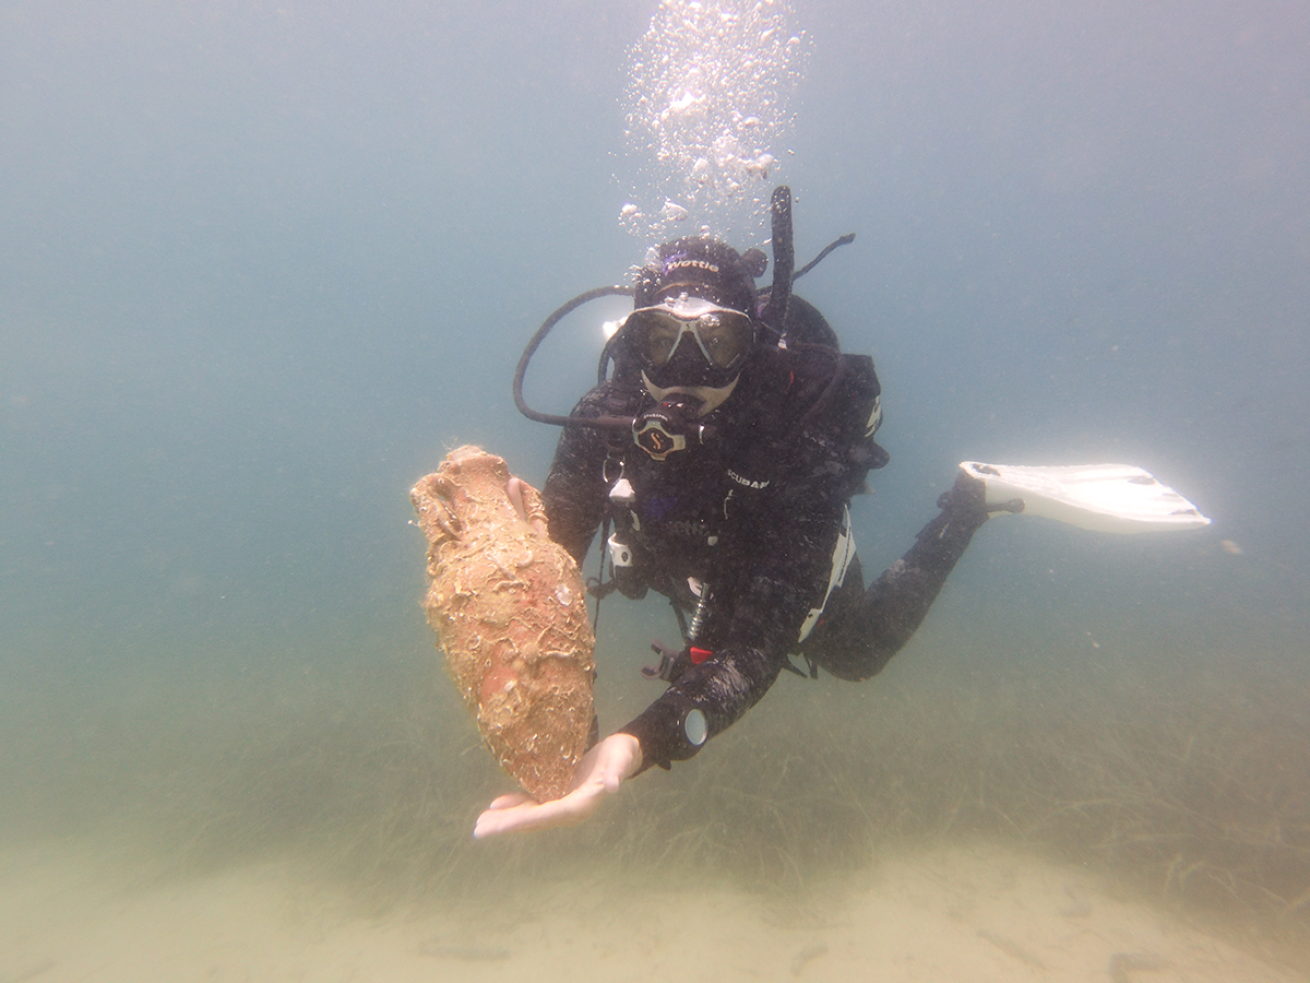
xmin=960 ymin=461 xmax=1212 ymax=534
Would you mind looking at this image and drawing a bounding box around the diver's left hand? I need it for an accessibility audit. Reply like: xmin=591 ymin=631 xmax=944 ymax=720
xmin=472 ymin=733 xmax=642 ymax=839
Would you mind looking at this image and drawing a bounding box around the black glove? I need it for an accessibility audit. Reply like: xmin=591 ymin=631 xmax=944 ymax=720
xmin=936 ymin=469 xmax=1023 ymax=529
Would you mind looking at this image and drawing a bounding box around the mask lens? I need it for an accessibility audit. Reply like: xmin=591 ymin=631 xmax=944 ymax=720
xmin=695 ymin=311 xmax=753 ymax=369
xmin=626 ymin=306 xmax=754 ymax=372
xmin=636 ymin=312 xmax=684 ymax=367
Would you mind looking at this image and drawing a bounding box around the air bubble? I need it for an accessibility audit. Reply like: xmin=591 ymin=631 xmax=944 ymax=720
xmin=618 ymin=0 xmax=810 ymax=241
xmin=662 ymin=200 xmax=690 ymax=222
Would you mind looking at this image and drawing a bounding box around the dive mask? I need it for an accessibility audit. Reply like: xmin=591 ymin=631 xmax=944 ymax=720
xmin=623 ymin=296 xmax=757 ymax=389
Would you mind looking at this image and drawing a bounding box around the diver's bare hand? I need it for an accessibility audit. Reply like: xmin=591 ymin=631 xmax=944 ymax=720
xmin=473 ymin=733 xmax=642 ymax=839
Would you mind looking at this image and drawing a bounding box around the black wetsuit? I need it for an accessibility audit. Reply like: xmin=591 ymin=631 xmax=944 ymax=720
xmin=542 ymin=323 xmax=988 ymax=771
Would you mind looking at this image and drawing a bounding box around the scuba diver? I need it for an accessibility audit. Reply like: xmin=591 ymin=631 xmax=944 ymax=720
xmin=474 ymin=187 xmax=1008 ymax=838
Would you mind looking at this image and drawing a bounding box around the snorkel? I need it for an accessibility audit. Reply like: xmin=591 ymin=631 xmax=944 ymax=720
xmin=760 ymin=186 xmax=794 ymax=334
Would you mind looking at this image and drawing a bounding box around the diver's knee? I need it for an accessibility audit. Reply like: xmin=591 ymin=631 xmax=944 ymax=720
xmin=807 ymin=646 xmax=889 ymax=682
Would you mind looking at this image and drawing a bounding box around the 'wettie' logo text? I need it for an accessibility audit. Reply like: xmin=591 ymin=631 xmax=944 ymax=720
xmin=664 ymin=258 xmax=720 ymax=277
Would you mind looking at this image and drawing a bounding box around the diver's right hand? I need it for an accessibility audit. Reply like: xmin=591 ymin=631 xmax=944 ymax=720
xmin=939 ymin=467 xmax=1024 ymax=525
xmin=472 ymin=733 xmax=642 ymax=839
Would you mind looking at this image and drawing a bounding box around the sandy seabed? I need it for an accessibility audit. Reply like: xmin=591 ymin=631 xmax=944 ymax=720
xmin=0 ymin=842 xmax=1301 ymax=983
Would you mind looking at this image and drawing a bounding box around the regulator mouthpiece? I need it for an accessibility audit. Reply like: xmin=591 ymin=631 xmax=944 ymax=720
xmin=632 ymin=393 xmax=707 ymax=461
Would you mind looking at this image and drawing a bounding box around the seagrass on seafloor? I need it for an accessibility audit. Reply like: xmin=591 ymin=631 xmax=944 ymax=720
xmin=410 ymin=445 xmax=595 ymax=803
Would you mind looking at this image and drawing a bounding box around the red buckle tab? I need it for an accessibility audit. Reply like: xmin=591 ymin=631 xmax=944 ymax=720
xmin=689 ymin=647 xmax=713 ymax=664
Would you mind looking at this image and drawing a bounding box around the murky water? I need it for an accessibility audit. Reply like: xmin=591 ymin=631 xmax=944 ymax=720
xmin=2 ymin=1 xmax=1308 ymax=978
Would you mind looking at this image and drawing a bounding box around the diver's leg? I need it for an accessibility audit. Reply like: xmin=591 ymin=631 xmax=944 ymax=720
xmin=802 ymin=471 xmax=991 ymax=681
xmin=798 ymin=556 xmax=871 ymax=680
